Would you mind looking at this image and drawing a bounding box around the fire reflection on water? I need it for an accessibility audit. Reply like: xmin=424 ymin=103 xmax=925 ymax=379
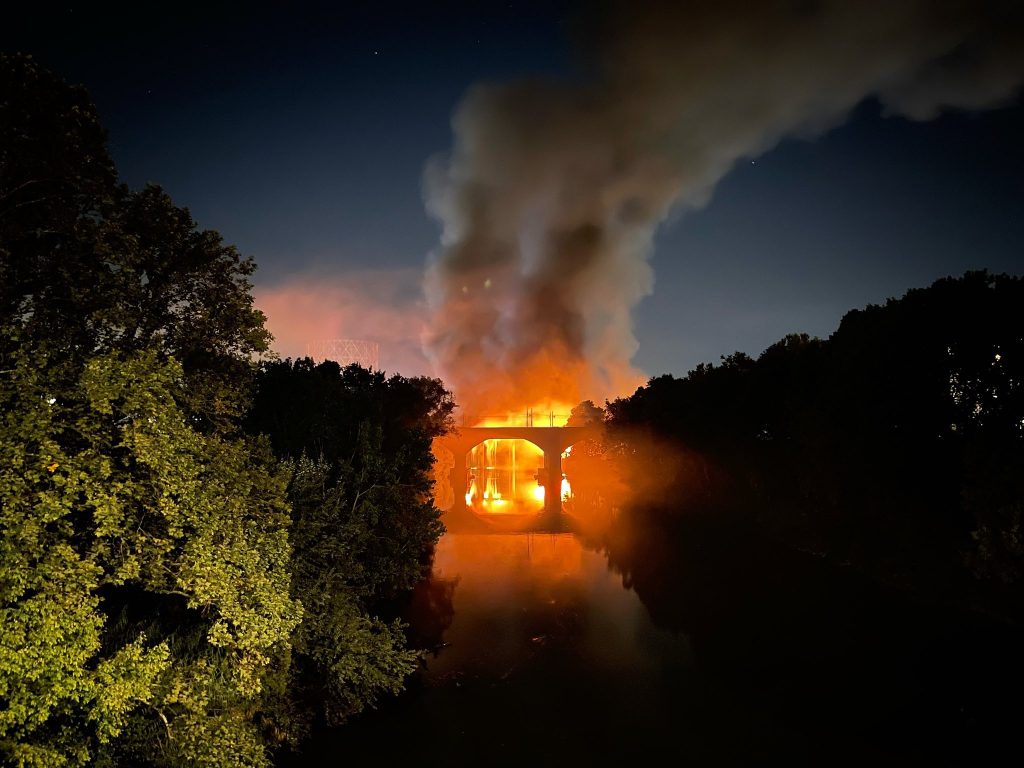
xmin=422 ymin=531 xmax=691 ymax=682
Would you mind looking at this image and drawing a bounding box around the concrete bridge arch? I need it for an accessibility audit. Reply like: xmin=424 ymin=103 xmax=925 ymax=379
xmin=437 ymin=425 xmax=602 ymax=514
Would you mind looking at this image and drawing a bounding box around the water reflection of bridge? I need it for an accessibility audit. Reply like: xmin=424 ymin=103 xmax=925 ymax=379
xmin=439 ymin=426 xmax=601 ymax=514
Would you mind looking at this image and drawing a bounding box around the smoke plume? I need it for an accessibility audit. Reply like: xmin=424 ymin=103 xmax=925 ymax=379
xmin=423 ymin=0 xmax=1024 ymax=415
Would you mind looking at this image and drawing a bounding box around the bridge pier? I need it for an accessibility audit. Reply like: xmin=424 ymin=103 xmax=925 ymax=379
xmin=540 ymin=437 xmax=563 ymax=515
xmin=452 ymin=447 xmax=468 ymax=515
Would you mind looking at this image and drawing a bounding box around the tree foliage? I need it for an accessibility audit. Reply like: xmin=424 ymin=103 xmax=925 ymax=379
xmin=0 ymin=348 xmax=300 ymax=767
xmin=247 ymin=360 xmax=454 ymax=730
xmin=1 ymin=54 xmax=271 ymax=432
xmin=2 ymin=54 xmax=452 ymax=765
xmin=604 ymin=272 xmax=1024 ymax=614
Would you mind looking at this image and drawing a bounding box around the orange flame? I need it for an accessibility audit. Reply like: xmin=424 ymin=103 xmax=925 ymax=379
xmin=465 ymin=438 xmax=546 ymax=513
xmin=470 ymin=401 xmax=576 ymax=428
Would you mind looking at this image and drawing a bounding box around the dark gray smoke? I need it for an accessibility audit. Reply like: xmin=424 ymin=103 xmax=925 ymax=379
xmin=424 ymin=0 xmax=1024 ymax=415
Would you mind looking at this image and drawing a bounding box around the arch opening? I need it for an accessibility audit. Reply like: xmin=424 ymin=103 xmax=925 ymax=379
xmin=464 ymin=438 xmax=550 ymax=514
xmin=434 ymin=426 xmax=600 ymax=517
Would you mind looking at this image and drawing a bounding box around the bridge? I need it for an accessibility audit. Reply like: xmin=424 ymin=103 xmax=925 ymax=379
xmin=438 ymin=425 xmax=601 ymax=514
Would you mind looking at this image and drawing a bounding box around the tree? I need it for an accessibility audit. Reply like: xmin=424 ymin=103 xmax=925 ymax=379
xmin=1 ymin=54 xmax=271 ymax=433
xmin=603 ymin=271 xmax=1024 ymax=616
xmin=0 ymin=348 xmax=300 ymax=767
xmin=283 ymin=455 xmax=420 ymax=728
xmin=248 ymin=359 xmax=454 ymax=602
xmin=2 ymin=55 xmax=462 ymax=763
xmin=246 ymin=359 xmax=454 ymax=729
xmin=1 ymin=54 xmax=302 ymax=766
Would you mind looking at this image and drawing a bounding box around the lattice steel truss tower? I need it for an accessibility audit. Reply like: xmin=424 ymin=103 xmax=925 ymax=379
xmin=306 ymin=339 xmax=380 ymax=369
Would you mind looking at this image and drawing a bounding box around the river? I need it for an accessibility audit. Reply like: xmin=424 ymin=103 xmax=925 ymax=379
xmin=293 ymin=512 xmax=1023 ymax=766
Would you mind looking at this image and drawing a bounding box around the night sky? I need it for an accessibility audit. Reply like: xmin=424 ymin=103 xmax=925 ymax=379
xmin=7 ymin=1 xmax=1024 ymax=381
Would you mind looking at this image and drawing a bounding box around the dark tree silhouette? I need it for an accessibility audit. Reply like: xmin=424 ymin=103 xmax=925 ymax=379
xmin=605 ymin=271 xmax=1024 ymax=616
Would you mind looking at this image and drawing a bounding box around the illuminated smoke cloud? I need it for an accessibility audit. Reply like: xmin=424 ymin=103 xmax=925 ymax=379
xmin=423 ymin=0 xmax=1024 ymax=414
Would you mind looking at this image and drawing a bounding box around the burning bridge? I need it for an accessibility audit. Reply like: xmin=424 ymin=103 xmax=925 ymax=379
xmin=439 ymin=425 xmax=601 ymax=515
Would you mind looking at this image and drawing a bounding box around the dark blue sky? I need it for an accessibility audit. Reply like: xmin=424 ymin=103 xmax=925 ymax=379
xmin=7 ymin=2 xmax=1023 ymax=377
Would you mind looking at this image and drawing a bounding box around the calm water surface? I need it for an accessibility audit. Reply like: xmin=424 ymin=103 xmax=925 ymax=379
xmin=298 ymin=516 xmax=1023 ymax=766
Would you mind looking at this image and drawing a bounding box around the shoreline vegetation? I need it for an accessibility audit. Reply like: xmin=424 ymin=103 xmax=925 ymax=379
xmin=576 ymin=268 xmax=1023 ymax=625
xmin=1 ymin=54 xmax=453 ymax=767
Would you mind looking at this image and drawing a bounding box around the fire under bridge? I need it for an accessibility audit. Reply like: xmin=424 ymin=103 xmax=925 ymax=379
xmin=439 ymin=425 xmax=602 ymax=515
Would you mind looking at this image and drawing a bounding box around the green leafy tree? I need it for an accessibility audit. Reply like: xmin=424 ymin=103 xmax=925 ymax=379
xmin=2 ymin=54 xmax=464 ymax=763
xmin=247 ymin=360 xmax=454 ymax=729
xmin=1 ymin=54 xmax=271 ymax=433
xmin=285 ymin=455 xmax=420 ymax=727
xmin=248 ymin=361 xmax=454 ymax=606
xmin=1 ymin=348 xmax=301 ymax=767
xmin=1 ymin=54 xmax=305 ymax=766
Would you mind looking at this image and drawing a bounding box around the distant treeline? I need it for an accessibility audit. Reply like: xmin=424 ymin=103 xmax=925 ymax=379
xmin=593 ymin=271 xmax=1024 ymax=617
xmin=1 ymin=54 xmax=453 ymax=767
